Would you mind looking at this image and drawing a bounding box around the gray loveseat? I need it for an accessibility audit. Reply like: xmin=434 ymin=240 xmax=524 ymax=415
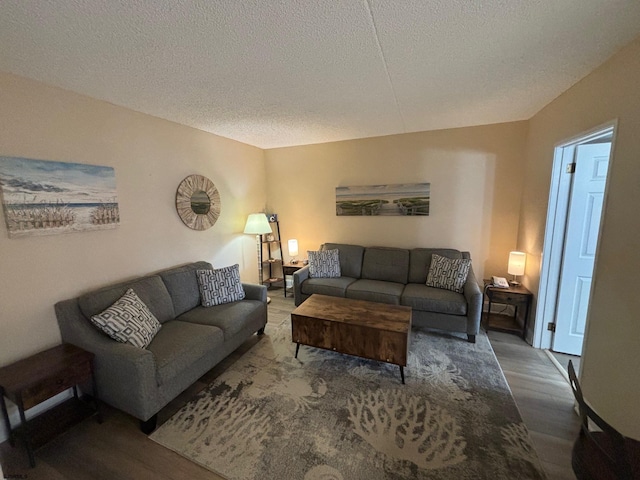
xmin=294 ymin=244 xmax=482 ymax=343
xmin=55 ymin=261 xmax=267 ymax=433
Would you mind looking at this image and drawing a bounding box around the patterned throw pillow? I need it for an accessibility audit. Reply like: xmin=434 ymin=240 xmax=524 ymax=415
xmin=308 ymin=249 xmax=341 ymax=278
xmin=426 ymin=254 xmax=471 ymax=293
xmin=196 ymin=264 xmax=245 ymax=307
xmin=90 ymin=288 xmax=162 ymax=348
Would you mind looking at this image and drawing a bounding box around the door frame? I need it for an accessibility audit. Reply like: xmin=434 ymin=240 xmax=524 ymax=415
xmin=533 ymin=120 xmax=617 ymax=349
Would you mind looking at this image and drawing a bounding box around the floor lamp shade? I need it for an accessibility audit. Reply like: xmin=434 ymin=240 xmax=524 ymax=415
xmin=243 ymin=213 xmax=272 ymax=235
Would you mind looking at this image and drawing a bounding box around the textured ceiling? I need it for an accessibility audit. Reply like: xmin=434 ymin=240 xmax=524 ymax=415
xmin=1 ymin=1 xmax=640 ymax=149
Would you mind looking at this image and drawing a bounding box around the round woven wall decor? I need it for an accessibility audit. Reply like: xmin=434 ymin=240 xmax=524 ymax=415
xmin=175 ymin=174 xmax=221 ymax=230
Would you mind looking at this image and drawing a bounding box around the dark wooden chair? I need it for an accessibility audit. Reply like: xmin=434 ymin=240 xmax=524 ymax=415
xmin=568 ymin=360 xmax=640 ymax=479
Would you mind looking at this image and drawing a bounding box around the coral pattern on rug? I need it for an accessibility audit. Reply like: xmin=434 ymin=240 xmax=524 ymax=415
xmin=150 ymin=319 xmax=547 ymax=480
xmin=347 ymin=389 xmax=466 ymax=469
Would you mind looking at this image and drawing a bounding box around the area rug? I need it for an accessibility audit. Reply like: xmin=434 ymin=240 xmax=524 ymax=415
xmin=150 ymin=320 xmax=546 ymax=480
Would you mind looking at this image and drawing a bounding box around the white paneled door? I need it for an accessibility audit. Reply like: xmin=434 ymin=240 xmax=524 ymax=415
xmin=552 ymin=143 xmax=611 ymax=355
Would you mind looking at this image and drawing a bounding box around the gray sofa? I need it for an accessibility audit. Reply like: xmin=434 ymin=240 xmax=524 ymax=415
xmin=294 ymin=244 xmax=482 ymax=343
xmin=55 ymin=261 xmax=267 ymax=433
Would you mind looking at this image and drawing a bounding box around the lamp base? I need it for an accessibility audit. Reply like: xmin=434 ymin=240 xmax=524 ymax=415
xmin=509 ymin=281 xmax=521 ymax=287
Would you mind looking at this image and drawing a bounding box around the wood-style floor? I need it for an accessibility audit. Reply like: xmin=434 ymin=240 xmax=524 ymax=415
xmin=0 ymin=295 xmax=580 ymax=479
xmin=487 ymin=329 xmax=580 ymax=479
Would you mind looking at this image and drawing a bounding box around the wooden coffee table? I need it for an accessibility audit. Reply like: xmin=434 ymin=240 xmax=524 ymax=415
xmin=291 ymin=294 xmax=412 ymax=383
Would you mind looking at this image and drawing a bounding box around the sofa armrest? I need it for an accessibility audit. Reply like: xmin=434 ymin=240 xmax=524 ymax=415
xmin=55 ymin=299 xmax=159 ymax=419
xmin=293 ymin=265 xmax=310 ymax=304
xmin=91 ymin=340 xmax=159 ymax=420
xmin=242 ymin=283 xmax=268 ymax=302
xmin=463 ymin=266 xmax=483 ymax=335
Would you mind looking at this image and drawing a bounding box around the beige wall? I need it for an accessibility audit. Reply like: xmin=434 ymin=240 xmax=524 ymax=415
xmin=0 ymin=72 xmax=267 ymax=367
xmin=264 ymin=122 xmax=529 ymax=283
xmin=520 ymin=36 xmax=640 ymax=438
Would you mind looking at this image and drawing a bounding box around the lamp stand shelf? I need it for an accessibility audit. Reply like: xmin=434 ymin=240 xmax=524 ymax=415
xmin=260 ymin=219 xmax=284 ymax=291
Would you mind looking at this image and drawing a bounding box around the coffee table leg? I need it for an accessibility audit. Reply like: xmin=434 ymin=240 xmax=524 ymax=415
xmin=399 ymin=366 xmax=405 ymax=384
xmin=295 ymin=343 xmax=300 ymax=359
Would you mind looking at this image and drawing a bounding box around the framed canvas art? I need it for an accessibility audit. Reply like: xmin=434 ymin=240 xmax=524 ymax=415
xmin=336 ymin=183 xmax=430 ymax=216
xmin=0 ymin=156 xmax=119 ymax=238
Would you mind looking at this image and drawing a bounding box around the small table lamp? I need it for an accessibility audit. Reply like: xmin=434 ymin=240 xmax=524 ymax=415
xmin=288 ymin=239 xmax=299 ymax=264
xmin=244 ymin=213 xmax=272 ymax=286
xmin=508 ymin=251 xmax=526 ymax=286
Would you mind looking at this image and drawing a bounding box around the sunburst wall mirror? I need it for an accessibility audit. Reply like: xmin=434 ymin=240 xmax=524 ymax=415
xmin=175 ymin=174 xmax=221 ymax=230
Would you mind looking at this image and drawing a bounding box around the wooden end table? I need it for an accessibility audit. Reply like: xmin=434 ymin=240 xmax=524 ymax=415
xmin=483 ymin=281 xmax=533 ymax=339
xmin=282 ymin=261 xmax=305 ymax=297
xmin=291 ymin=294 xmax=412 ymax=383
xmin=0 ymin=344 xmax=102 ymax=467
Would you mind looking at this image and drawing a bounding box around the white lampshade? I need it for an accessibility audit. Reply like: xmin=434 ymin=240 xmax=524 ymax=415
xmin=243 ymin=213 xmax=272 ymax=235
xmin=508 ymin=251 xmax=526 ymax=276
xmin=288 ymin=239 xmax=299 ymax=257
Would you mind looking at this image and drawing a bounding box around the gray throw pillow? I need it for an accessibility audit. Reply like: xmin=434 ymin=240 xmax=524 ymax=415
xmin=426 ymin=254 xmax=471 ymax=293
xmin=196 ymin=264 xmax=245 ymax=307
xmin=308 ymin=249 xmax=341 ymax=278
xmin=90 ymin=288 xmax=161 ymax=348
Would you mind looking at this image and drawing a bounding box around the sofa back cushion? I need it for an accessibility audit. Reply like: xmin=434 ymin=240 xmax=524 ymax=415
xmin=78 ymin=275 xmax=175 ymax=324
xmin=408 ymin=249 xmax=467 ymax=284
xmin=323 ymin=243 xmax=365 ymax=278
xmin=361 ymin=247 xmax=410 ymax=284
xmin=159 ymin=261 xmax=213 ymax=316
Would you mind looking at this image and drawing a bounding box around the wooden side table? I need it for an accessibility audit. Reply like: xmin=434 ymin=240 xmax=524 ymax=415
xmin=0 ymin=344 xmax=101 ymax=467
xmin=483 ymin=281 xmax=533 ymax=340
xmin=282 ymin=262 xmax=305 ymax=297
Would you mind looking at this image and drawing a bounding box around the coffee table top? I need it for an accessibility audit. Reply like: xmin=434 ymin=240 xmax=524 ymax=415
xmin=292 ymin=294 xmax=411 ymax=333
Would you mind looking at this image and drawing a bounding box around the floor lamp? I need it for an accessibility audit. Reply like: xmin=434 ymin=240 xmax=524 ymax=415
xmin=244 ymin=213 xmax=273 ymax=302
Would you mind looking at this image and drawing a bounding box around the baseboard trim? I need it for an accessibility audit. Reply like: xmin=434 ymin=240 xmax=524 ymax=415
xmin=544 ymin=349 xmax=570 ymax=383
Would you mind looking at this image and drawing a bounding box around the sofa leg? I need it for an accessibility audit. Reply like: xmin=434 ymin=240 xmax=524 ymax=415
xmin=257 ymin=326 xmax=265 ymax=335
xmin=140 ymin=414 xmax=157 ymax=434
xmin=467 ymin=334 xmax=476 ymax=344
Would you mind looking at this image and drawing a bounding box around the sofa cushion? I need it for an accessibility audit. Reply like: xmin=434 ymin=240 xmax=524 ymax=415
xmin=147 ymin=320 xmax=224 ymax=386
xmin=308 ymin=249 xmax=341 ymax=278
xmin=90 ymin=288 xmax=162 ymax=348
xmin=346 ymin=279 xmax=404 ymax=305
xmin=159 ymin=261 xmax=213 ymax=316
xmin=401 ymin=283 xmax=467 ymax=315
xmin=408 ymin=249 xmax=465 ymax=284
xmin=301 ymin=277 xmax=357 ymax=298
xmin=361 ymin=247 xmax=410 ymax=284
xmin=177 ymin=300 xmax=265 ymax=340
xmin=79 ymin=275 xmax=175 ymax=324
xmin=323 ymin=243 xmax=365 ymax=279
xmin=426 ymin=254 xmax=471 ymax=293
xmin=196 ymin=265 xmax=245 ymax=306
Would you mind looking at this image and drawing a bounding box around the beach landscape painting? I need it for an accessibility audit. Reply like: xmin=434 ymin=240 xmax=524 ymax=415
xmin=0 ymin=156 xmax=119 ymax=238
xmin=336 ymin=183 xmax=430 ymax=216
